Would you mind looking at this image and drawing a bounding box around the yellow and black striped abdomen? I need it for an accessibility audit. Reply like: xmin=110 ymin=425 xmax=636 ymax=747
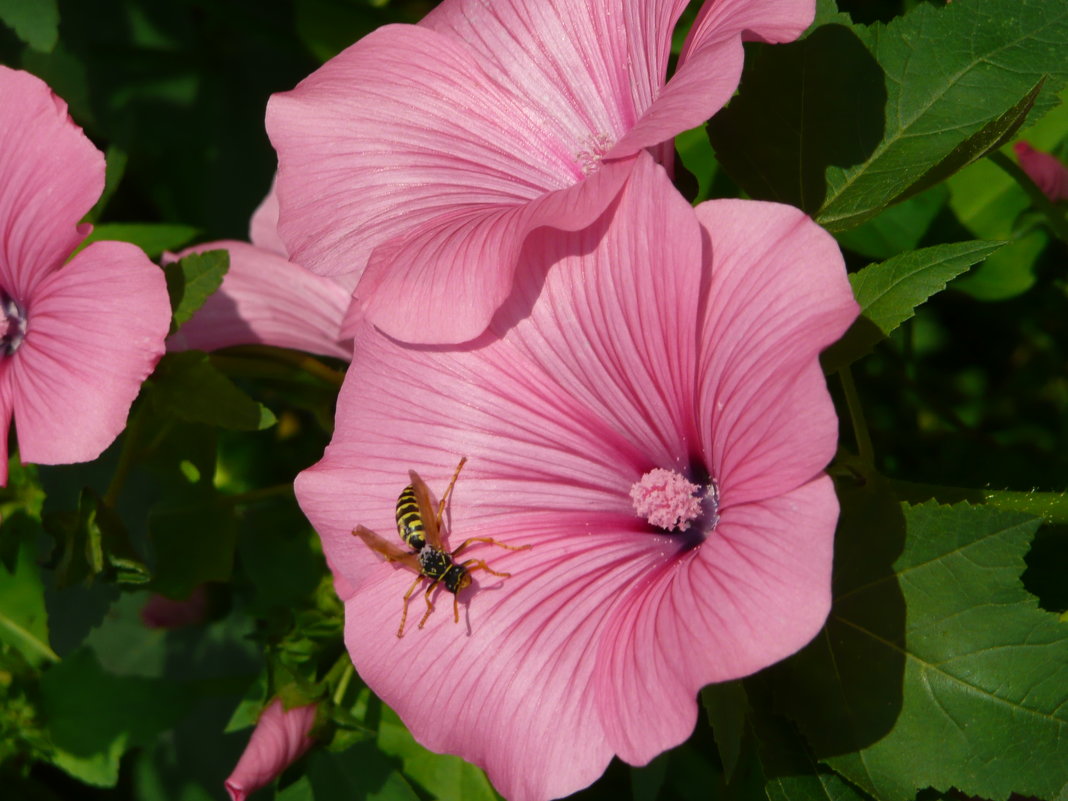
xmin=395 ymin=484 xmax=426 ymax=551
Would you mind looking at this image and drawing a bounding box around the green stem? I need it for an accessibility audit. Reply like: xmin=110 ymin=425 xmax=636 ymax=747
xmin=890 ymin=479 xmax=1068 ymax=525
xmin=838 ymin=366 xmax=874 ymax=466
xmin=333 ymin=663 xmax=355 ymax=706
xmin=990 ymin=151 xmax=1068 ymax=244
xmin=103 ymin=401 xmax=150 ymax=506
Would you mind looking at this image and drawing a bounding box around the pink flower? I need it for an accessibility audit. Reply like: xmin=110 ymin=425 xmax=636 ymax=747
xmin=1014 ymin=141 xmax=1068 ymax=202
xmin=294 ymin=155 xmax=859 ymax=801
xmin=140 ymin=584 xmax=209 ymax=629
xmin=225 ymin=698 xmax=317 ymax=801
xmin=167 ymin=184 xmax=354 ymax=360
xmin=267 ymin=0 xmax=815 ymax=344
xmin=0 ymin=66 xmax=170 ymax=485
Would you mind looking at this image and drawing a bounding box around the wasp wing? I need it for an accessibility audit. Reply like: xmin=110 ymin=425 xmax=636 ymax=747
xmin=407 ymin=470 xmax=445 ymax=550
xmin=353 ymin=525 xmax=421 ymax=571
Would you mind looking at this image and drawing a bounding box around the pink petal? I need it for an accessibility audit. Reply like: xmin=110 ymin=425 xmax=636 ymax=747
xmin=0 ymin=66 xmax=103 ymax=300
xmin=694 ymin=199 xmax=858 ymax=507
xmin=10 ymin=241 xmax=170 ymax=466
xmin=248 ymin=179 xmax=288 ymax=256
xmin=225 ymin=699 xmax=317 ymax=801
xmin=613 ymin=0 xmax=815 ymax=157
xmin=167 ymin=241 xmax=354 ymax=360
xmin=1014 ymin=141 xmax=1068 ymax=202
xmin=0 ymin=374 xmax=13 ymax=486
xmin=356 ymin=158 xmax=633 ymax=343
xmin=596 ymin=475 xmax=838 ymax=764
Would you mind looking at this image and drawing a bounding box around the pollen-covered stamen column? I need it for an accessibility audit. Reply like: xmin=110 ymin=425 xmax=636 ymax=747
xmin=629 ymin=467 xmax=719 ymax=535
xmin=0 ymin=290 xmax=27 ymax=356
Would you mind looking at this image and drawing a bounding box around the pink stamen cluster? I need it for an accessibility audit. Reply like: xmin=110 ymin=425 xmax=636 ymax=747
xmin=629 ymin=467 xmax=705 ymax=532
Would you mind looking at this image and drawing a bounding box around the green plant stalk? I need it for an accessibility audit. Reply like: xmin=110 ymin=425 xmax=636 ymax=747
xmin=214 ymin=346 xmax=346 ymax=388
xmin=838 ymin=366 xmax=875 ymax=466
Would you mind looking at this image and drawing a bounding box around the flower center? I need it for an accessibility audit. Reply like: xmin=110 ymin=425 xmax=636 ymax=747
xmin=575 ymin=132 xmax=614 ymax=176
xmin=0 ymin=290 xmax=26 ymax=356
xmin=629 ymin=467 xmax=718 ymax=533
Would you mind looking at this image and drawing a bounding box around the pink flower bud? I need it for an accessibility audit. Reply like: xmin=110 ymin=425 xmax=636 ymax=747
xmin=139 ymin=585 xmax=209 ymax=629
xmin=1014 ymin=141 xmax=1068 ymax=202
xmin=224 ymin=699 xmax=317 ymax=801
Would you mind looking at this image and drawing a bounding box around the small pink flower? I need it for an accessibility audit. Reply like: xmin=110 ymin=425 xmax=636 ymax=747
xmin=0 ymin=66 xmax=170 ymax=485
xmin=225 ymin=699 xmax=317 ymax=801
xmin=1014 ymin=141 xmax=1068 ymax=202
xmin=167 ymin=183 xmax=355 ymax=360
xmin=140 ymin=584 xmax=209 ymax=629
xmin=267 ymin=0 xmax=815 ymax=343
xmin=295 ymin=155 xmax=859 ymax=801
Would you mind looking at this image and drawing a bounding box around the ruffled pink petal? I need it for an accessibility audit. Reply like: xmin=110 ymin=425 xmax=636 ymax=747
xmin=167 ymin=241 xmax=353 ymax=360
xmin=10 ymin=241 xmax=169 ymax=465
xmin=356 ymin=158 xmax=633 ymax=343
xmin=248 ymin=179 xmax=288 ymax=256
xmin=694 ymin=199 xmax=858 ymax=507
xmin=267 ymin=23 xmax=596 ymax=280
xmin=225 ymin=699 xmax=317 ymax=801
xmin=1014 ymin=141 xmax=1068 ymax=202
xmin=0 ymin=66 xmax=103 ymax=300
xmin=612 ymin=0 xmax=815 ymax=156
xmin=596 ymin=475 xmax=838 ymax=764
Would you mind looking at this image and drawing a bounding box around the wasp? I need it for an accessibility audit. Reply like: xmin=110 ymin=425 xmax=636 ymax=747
xmin=352 ymin=457 xmax=530 ymax=638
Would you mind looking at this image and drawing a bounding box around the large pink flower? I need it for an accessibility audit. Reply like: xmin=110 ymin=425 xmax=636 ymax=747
xmin=167 ymin=184 xmax=354 ymax=360
xmin=295 ymin=155 xmax=859 ymax=801
xmin=267 ymin=0 xmax=815 ymax=344
xmin=225 ymin=698 xmax=317 ymax=801
xmin=0 ymin=66 xmax=170 ymax=485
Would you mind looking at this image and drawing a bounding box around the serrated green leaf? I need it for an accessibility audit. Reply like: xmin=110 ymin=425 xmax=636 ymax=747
xmin=378 ymin=705 xmax=499 ymax=801
xmin=0 ymin=0 xmax=58 ymax=51
xmin=823 ymin=240 xmax=1004 ymax=371
xmin=277 ymin=743 xmax=421 ymax=801
xmin=0 ymin=515 xmax=58 ymax=666
xmin=776 ymin=491 xmax=1068 ymax=801
xmin=151 ymin=351 xmax=277 ymax=431
xmin=835 ymin=185 xmax=949 ymax=261
xmin=710 ymin=0 xmax=1068 ymax=231
xmin=80 ymin=223 xmax=199 ymax=259
xmin=39 ymin=648 xmax=190 ymax=787
xmin=165 ymin=249 xmax=229 ymax=331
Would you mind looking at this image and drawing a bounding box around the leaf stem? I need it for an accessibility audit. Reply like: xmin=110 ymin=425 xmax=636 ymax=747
xmin=889 ymin=479 xmax=1068 ymax=525
xmin=219 ymin=483 xmax=294 ymax=507
xmin=990 ymin=150 xmax=1068 ymax=244
xmin=213 ymin=346 xmax=346 ymax=388
xmin=838 ymin=366 xmax=874 ymax=466
xmin=103 ymin=401 xmax=150 ymax=507
xmin=333 ymin=663 xmax=355 ymax=706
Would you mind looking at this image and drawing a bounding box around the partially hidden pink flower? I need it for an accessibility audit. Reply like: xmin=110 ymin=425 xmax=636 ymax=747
xmin=167 ymin=183 xmax=354 ymax=361
xmin=1014 ymin=141 xmax=1068 ymax=202
xmin=140 ymin=584 xmax=209 ymax=629
xmin=294 ymin=154 xmax=859 ymax=801
xmin=267 ymin=0 xmax=815 ymax=344
xmin=0 ymin=66 xmax=170 ymax=485
xmin=225 ymin=698 xmax=317 ymax=801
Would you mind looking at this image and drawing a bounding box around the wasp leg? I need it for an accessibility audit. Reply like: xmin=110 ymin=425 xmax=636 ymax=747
xmin=451 ymin=536 xmax=531 ymax=557
xmin=397 ymin=574 xmax=424 ymax=639
xmin=460 ymin=558 xmax=512 ymax=580
xmin=417 ymin=577 xmax=443 ymax=630
xmin=435 ymin=456 xmax=467 ymax=529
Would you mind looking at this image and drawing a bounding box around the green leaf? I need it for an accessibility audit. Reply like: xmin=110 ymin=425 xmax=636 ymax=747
xmin=39 ymin=648 xmax=190 ymax=787
xmin=165 ymin=249 xmax=229 ymax=331
xmin=710 ymin=0 xmax=1068 ymax=231
xmin=823 ymin=240 xmax=1004 ymax=371
xmin=835 ymin=185 xmax=949 ymax=261
xmin=0 ymin=515 xmax=58 ymax=666
xmin=0 ymin=0 xmax=59 ymax=52
xmin=701 ymin=682 xmax=747 ymax=783
xmin=776 ymin=490 xmax=1068 ymax=801
xmin=80 ymin=223 xmax=199 ymax=259
xmin=277 ymin=743 xmax=421 ymax=801
xmin=148 ymin=502 xmax=237 ymax=599
xmin=151 ymin=351 xmax=277 ymax=431
xmin=378 ymin=705 xmax=499 ymax=801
